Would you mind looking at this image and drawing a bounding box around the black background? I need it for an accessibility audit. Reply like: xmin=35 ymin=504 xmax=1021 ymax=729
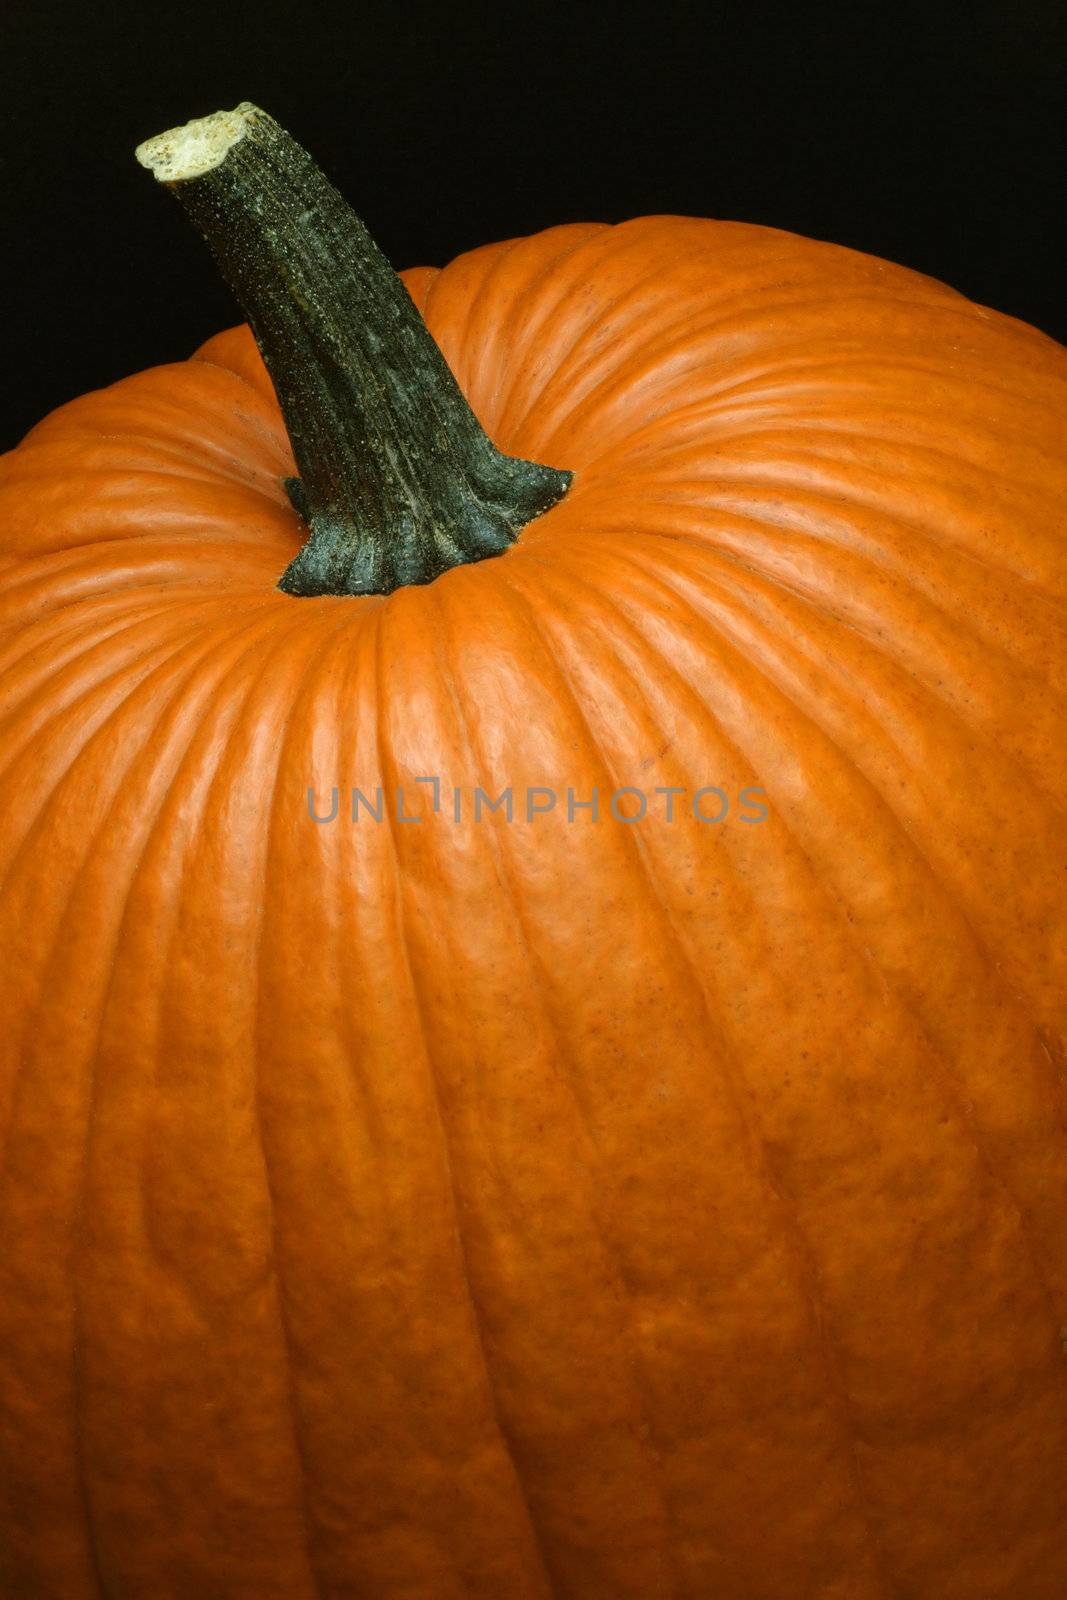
xmin=2 ymin=0 xmax=1064 ymax=452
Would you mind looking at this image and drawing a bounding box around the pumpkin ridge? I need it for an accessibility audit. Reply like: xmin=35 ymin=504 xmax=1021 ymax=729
xmin=497 ymin=231 xmax=718 ymax=446
xmin=429 ymin=581 xmax=689 ymax=1596
xmin=0 ymin=607 xmax=219 ymax=863
xmin=507 ymin=250 xmax=715 ymax=451
xmin=655 ymin=417 xmax=1067 ymax=496
xmin=637 ymin=528 xmax=1067 ymax=819
xmin=454 ymin=231 xmax=551 ymax=420
xmin=189 ymin=324 xmax=282 ymax=398
xmin=632 ymin=460 xmax=1065 ymax=600
xmin=520 ymin=281 xmax=1065 ymax=469
xmin=493 ymin=557 xmax=897 ymax=1595
xmin=688 ymin=425 xmax=1067 ymax=541
xmin=77 ymin=605 xmax=348 ymax=1590
xmin=0 ymin=553 xmax=288 ymax=620
xmin=0 ymin=608 xmax=324 ymax=1591
xmin=601 ymin=553 xmax=1067 ymax=1310
xmin=68 ymin=1374 xmax=107 ymax=1600
xmin=412 ymin=572 xmax=748 ymax=1587
xmin=704 ymin=359 xmax=1067 ymax=423
xmin=18 ymin=365 xmax=288 ymax=482
xmin=631 ymin=476 xmax=1067 ymax=619
xmin=576 ymin=355 xmax=1067 ymax=477
xmin=504 ymin=546 xmax=1067 ymax=1589
xmin=566 ymin=541 xmax=1067 ymax=1304
xmin=607 ymin=486 xmax=1066 ymax=715
xmin=0 ymin=595 xmax=217 ymax=736
xmin=242 ymin=604 xmax=370 ymax=1598
xmin=489 ymin=225 xmax=681 ymax=438
xmin=593 ymin=537 xmax=1066 ymax=1027
xmin=469 ymin=224 xmax=614 ymax=436
xmin=0 ymin=604 xmax=306 ymax=1178
xmin=0 ymin=602 xmax=284 ymax=887
xmin=369 ymin=600 xmax=565 ymax=1598
xmin=14 ymin=434 xmax=286 ymax=499
xmin=518 ymin=287 xmax=969 ymax=459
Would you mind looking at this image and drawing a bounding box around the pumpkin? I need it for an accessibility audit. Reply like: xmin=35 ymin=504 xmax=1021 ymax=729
xmin=0 ymin=101 xmax=1064 ymax=1600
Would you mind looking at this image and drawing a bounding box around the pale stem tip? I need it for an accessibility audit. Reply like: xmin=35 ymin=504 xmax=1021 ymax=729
xmin=135 ymin=102 xmax=263 ymax=182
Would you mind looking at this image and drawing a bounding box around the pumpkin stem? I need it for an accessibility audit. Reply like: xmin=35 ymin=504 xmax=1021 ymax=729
xmin=135 ymin=103 xmax=572 ymax=596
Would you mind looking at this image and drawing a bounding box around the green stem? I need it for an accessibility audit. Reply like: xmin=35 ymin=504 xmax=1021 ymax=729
xmin=136 ymin=103 xmax=572 ymax=597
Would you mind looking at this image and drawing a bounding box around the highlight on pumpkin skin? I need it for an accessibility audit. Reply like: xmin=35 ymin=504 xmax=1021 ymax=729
xmin=135 ymin=103 xmax=574 ymax=598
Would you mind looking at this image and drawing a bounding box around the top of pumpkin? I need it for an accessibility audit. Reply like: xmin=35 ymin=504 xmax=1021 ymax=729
xmin=135 ymin=101 xmax=260 ymax=183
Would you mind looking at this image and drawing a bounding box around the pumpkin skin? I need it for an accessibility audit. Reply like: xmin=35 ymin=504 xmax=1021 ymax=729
xmin=0 ymin=213 xmax=1065 ymax=1600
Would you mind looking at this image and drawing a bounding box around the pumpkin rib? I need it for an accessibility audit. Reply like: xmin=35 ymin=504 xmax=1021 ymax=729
xmin=647 ymin=421 xmax=1067 ymax=510
xmin=622 ymin=471 xmax=1065 ymax=605
xmin=491 ymin=560 xmax=898 ymax=1597
xmin=69 ymin=1340 xmax=112 ymax=1600
xmin=635 ymin=527 xmax=1067 ymax=833
xmin=517 ymin=293 xmax=985 ymax=462
xmin=0 ymin=603 xmax=304 ymax=1182
xmin=4 ymin=440 xmax=288 ymax=501
xmin=635 ymin=353 xmax=1067 ymax=420
xmin=534 ymin=503 xmax=1060 ymax=759
xmin=483 ymin=222 xmax=726 ymax=441
xmin=0 ymin=605 xmax=322 ymax=1593
xmin=577 ymin=367 xmax=1067 ymax=487
xmin=336 ymin=607 xmax=569 ymax=1597
xmin=61 ymin=1444 xmax=107 ymax=1600
xmin=670 ymin=429 xmax=1067 ymax=548
xmin=425 ymin=572 xmax=831 ymax=1587
xmin=369 ymin=602 xmax=566 ymax=1599
xmin=531 ymin=530 xmax=1064 ymax=1208
xmin=187 ymin=348 xmax=285 ymax=415
xmin=241 ymin=604 xmax=374 ymax=1599
xmin=483 ymin=553 xmax=883 ymax=1574
xmin=531 ymin=359 xmax=1065 ymax=492
xmin=397 ymin=262 xmax=440 ymax=313
xmin=71 ymin=604 xmax=343 ymax=1595
xmin=602 ymin=499 xmax=1067 ymax=742
xmin=423 ymin=588 xmax=732 ymax=1592
xmin=514 ymin=288 xmax=1063 ymax=475
xmin=592 ymin=536 xmax=1067 ymax=1051
xmin=0 ymin=612 xmax=219 ymax=892
xmin=427 ymin=583 xmax=691 ymax=1598
xmin=0 ymin=596 xmax=243 ymax=746
xmin=646 ymin=540 xmax=1067 ymax=1036
xmin=190 ymin=325 xmax=281 ymax=400
xmin=456 ymin=232 xmax=560 ymax=419
xmin=0 ymin=547 xmax=293 ymax=614
xmin=132 ymin=613 xmax=395 ymax=1578
xmin=586 ymin=545 xmax=1067 ymax=1308
xmin=0 ymin=444 xmax=282 ymax=502
xmin=698 ymin=387 xmax=1067 ymax=455
xmin=504 ymin=546 xmax=1067 ymax=1589
xmin=0 ymin=595 xmax=218 ymax=730
xmin=494 ymin=236 xmax=711 ymax=445
xmin=636 ymin=481 xmax=1067 ymax=633
xmin=0 ymin=602 xmax=283 ymax=891
xmin=453 ymin=225 xmax=613 ymax=434
xmin=557 ymin=540 xmax=1067 ymax=1296
xmin=3 ymin=601 xmax=314 ymax=1061
xmin=17 ymin=371 xmax=290 ymax=483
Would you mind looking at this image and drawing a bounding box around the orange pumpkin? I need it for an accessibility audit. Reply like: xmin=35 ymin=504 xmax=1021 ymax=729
xmin=0 ymin=104 xmax=1065 ymax=1599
